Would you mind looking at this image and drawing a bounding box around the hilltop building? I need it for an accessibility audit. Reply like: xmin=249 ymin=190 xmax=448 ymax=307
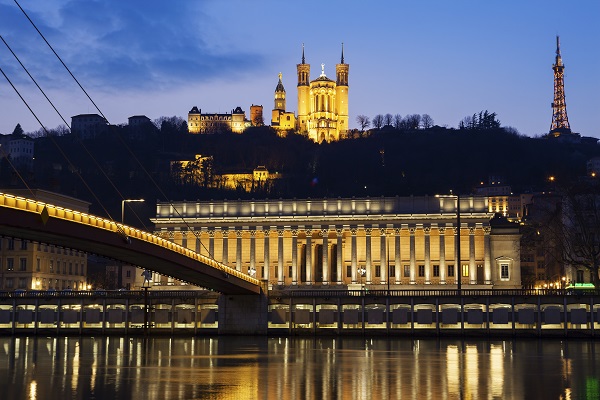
xmin=187 ymin=106 xmax=249 ymax=134
xmin=296 ymin=44 xmax=349 ymax=143
xmin=0 ymin=133 xmax=34 ymax=170
xmin=270 ymin=73 xmax=296 ymax=133
xmin=71 ymin=114 xmax=108 ymax=139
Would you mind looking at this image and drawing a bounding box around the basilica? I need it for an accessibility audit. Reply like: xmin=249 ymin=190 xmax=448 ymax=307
xmin=271 ymin=45 xmax=349 ymax=143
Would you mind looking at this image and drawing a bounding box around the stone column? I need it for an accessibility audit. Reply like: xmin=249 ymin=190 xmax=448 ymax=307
xmin=321 ymin=228 xmax=329 ymax=285
xmin=249 ymin=230 xmax=256 ymax=274
xmin=263 ymin=229 xmax=270 ymax=281
xmin=351 ymin=228 xmax=358 ymax=284
xmin=469 ymin=226 xmax=476 ymax=284
xmin=277 ymin=229 xmax=285 ymax=285
xmin=291 ymin=229 xmax=298 ymax=285
xmin=336 ymin=228 xmax=343 ymax=285
xmin=365 ymin=227 xmax=372 ymax=284
xmin=305 ymin=229 xmax=312 ymax=284
xmin=208 ymin=229 xmax=215 ymax=259
xmin=454 ymin=226 xmax=460 ymax=285
xmin=394 ymin=228 xmax=401 ymax=284
xmin=235 ymin=230 xmax=243 ymax=271
xmin=409 ymin=226 xmax=416 ymax=284
xmin=380 ymin=228 xmax=387 ymax=285
xmin=439 ymin=227 xmax=446 ymax=284
xmin=221 ymin=229 xmax=229 ymax=266
xmin=484 ymin=226 xmax=491 ymax=284
xmin=424 ymin=226 xmax=431 ymax=284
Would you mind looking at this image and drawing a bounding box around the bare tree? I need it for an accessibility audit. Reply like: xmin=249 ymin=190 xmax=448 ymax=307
xmin=421 ymin=114 xmax=434 ymax=129
xmin=383 ymin=113 xmax=393 ymax=127
xmin=356 ymin=115 xmax=370 ymax=132
xmin=372 ymin=114 xmax=384 ymax=130
xmin=393 ymin=114 xmax=403 ymax=130
xmin=405 ymin=114 xmax=421 ymax=130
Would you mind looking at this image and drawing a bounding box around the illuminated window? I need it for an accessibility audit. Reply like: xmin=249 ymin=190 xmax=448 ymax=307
xmin=404 ymin=265 xmax=410 ymax=277
xmin=500 ymin=263 xmax=509 ymax=280
xmin=462 ymin=264 xmax=469 ymax=277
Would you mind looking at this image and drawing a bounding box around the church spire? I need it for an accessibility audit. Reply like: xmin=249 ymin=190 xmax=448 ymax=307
xmin=302 ymin=43 xmax=305 ymax=64
xmin=341 ymin=42 xmax=344 ymax=64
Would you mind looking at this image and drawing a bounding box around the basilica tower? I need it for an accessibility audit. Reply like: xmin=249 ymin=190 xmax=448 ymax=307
xmin=297 ymin=44 xmax=310 ymax=133
xmin=550 ymin=36 xmax=571 ymax=136
xmin=335 ymin=43 xmax=349 ymax=136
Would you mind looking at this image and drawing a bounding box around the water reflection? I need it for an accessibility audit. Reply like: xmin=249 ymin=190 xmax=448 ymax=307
xmin=0 ymin=336 xmax=598 ymax=399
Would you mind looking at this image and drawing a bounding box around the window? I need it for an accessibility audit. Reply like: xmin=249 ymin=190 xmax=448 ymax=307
xmin=433 ymin=265 xmax=440 ymax=277
xmin=69 ymin=263 xmax=72 ymax=275
xmin=447 ymin=265 xmax=455 ymax=277
xmin=404 ymin=265 xmax=410 ymax=278
xmin=576 ymin=270 xmax=584 ymax=283
xmin=126 ymin=270 xmax=131 ymax=278
xmin=20 ymin=258 xmax=27 ymax=271
xmin=18 ymin=278 xmax=27 ymax=288
xmin=500 ymin=263 xmax=509 ymax=280
xmin=418 ymin=265 xmax=425 ymax=277
xmin=6 ymin=278 xmax=13 ymax=288
xmin=36 ymin=259 xmax=41 ymax=272
xmin=8 ymin=239 xmax=14 ymax=250
xmin=375 ymin=265 xmax=381 ymax=278
xmin=6 ymin=258 xmax=14 ymax=271
xmin=462 ymin=264 xmax=469 ymax=277
xmin=20 ymin=240 xmax=27 ymax=250
xmin=347 ymin=265 xmax=352 ymax=278
xmin=63 ymin=262 xmax=66 ymax=274
xmin=49 ymin=260 xmax=54 ymax=273
xmin=288 ymin=266 xmax=293 ymax=278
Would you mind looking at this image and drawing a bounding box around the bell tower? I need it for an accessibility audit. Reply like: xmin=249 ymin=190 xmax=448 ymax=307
xmin=297 ymin=44 xmax=310 ymax=133
xmin=550 ymin=36 xmax=571 ymax=135
xmin=335 ymin=43 xmax=349 ymax=137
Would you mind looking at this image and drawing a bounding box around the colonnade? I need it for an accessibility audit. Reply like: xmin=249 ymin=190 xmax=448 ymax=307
xmin=166 ymin=224 xmax=492 ymax=287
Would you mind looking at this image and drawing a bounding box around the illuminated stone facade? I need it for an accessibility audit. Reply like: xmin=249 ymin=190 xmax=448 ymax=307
xmin=271 ymin=73 xmax=297 ymax=133
xmin=187 ymin=106 xmax=248 ymax=134
xmin=297 ymin=45 xmax=349 ymax=143
xmin=152 ymin=196 xmax=522 ymax=289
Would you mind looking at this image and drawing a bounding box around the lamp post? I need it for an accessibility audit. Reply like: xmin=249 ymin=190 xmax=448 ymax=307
xmin=121 ymin=198 xmax=145 ymax=223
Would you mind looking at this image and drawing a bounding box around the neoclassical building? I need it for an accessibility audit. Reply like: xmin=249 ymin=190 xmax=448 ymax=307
xmin=152 ymin=196 xmax=521 ymax=289
xmin=297 ymin=45 xmax=349 ymax=143
xmin=187 ymin=106 xmax=248 ymax=134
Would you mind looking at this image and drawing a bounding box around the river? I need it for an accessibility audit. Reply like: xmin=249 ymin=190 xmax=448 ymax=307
xmin=1 ymin=336 xmax=598 ymax=399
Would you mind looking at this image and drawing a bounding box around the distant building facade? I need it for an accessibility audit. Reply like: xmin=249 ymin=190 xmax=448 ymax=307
xmin=152 ymin=196 xmax=522 ymax=290
xmin=0 ymin=133 xmax=34 ymax=170
xmin=270 ymin=73 xmax=297 ymax=133
xmin=71 ymin=114 xmax=108 ymax=139
xmin=187 ymin=106 xmax=248 ymax=134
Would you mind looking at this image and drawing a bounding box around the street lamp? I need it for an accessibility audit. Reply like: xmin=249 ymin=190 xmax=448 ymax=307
xmin=121 ymin=198 xmax=145 ymax=223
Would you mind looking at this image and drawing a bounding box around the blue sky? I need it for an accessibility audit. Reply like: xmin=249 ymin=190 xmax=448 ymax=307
xmin=1 ymin=0 xmax=599 ymax=138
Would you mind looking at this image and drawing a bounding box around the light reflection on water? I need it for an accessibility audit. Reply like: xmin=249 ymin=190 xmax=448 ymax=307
xmin=0 ymin=336 xmax=598 ymax=400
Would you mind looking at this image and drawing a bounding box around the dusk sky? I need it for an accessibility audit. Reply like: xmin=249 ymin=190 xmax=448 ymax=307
xmin=1 ymin=1 xmax=599 ymax=138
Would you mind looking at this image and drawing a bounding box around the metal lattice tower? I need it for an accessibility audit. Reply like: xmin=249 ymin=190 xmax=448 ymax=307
xmin=550 ymin=36 xmax=571 ymax=133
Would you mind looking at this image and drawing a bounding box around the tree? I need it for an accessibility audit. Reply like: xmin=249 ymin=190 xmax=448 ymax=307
xmin=383 ymin=113 xmax=393 ymax=127
xmin=11 ymin=124 xmax=24 ymax=136
xmin=372 ymin=114 xmax=384 ymax=130
xmin=421 ymin=114 xmax=434 ymax=129
xmin=458 ymin=110 xmax=501 ymax=130
xmin=393 ymin=114 xmax=403 ymax=130
xmin=404 ymin=114 xmax=421 ymax=130
xmin=356 ymin=115 xmax=370 ymax=132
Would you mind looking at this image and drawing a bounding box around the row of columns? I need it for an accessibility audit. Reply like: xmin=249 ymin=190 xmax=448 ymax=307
xmin=171 ymin=225 xmax=492 ymax=286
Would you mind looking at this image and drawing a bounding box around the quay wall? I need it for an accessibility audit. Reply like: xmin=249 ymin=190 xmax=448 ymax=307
xmin=0 ymin=290 xmax=598 ymax=338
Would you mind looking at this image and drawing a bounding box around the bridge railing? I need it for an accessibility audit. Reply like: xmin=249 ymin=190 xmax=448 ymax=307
xmin=0 ymin=193 xmax=259 ymax=286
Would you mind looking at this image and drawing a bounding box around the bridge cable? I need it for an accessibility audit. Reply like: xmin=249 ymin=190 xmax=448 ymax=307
xmin=0 ymin=35 xmax=136 ymax=236
xmin=0 ymin=64 xmax=129 ymax=238
xmin=13 ymin=1 xmax=219 ymax=266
